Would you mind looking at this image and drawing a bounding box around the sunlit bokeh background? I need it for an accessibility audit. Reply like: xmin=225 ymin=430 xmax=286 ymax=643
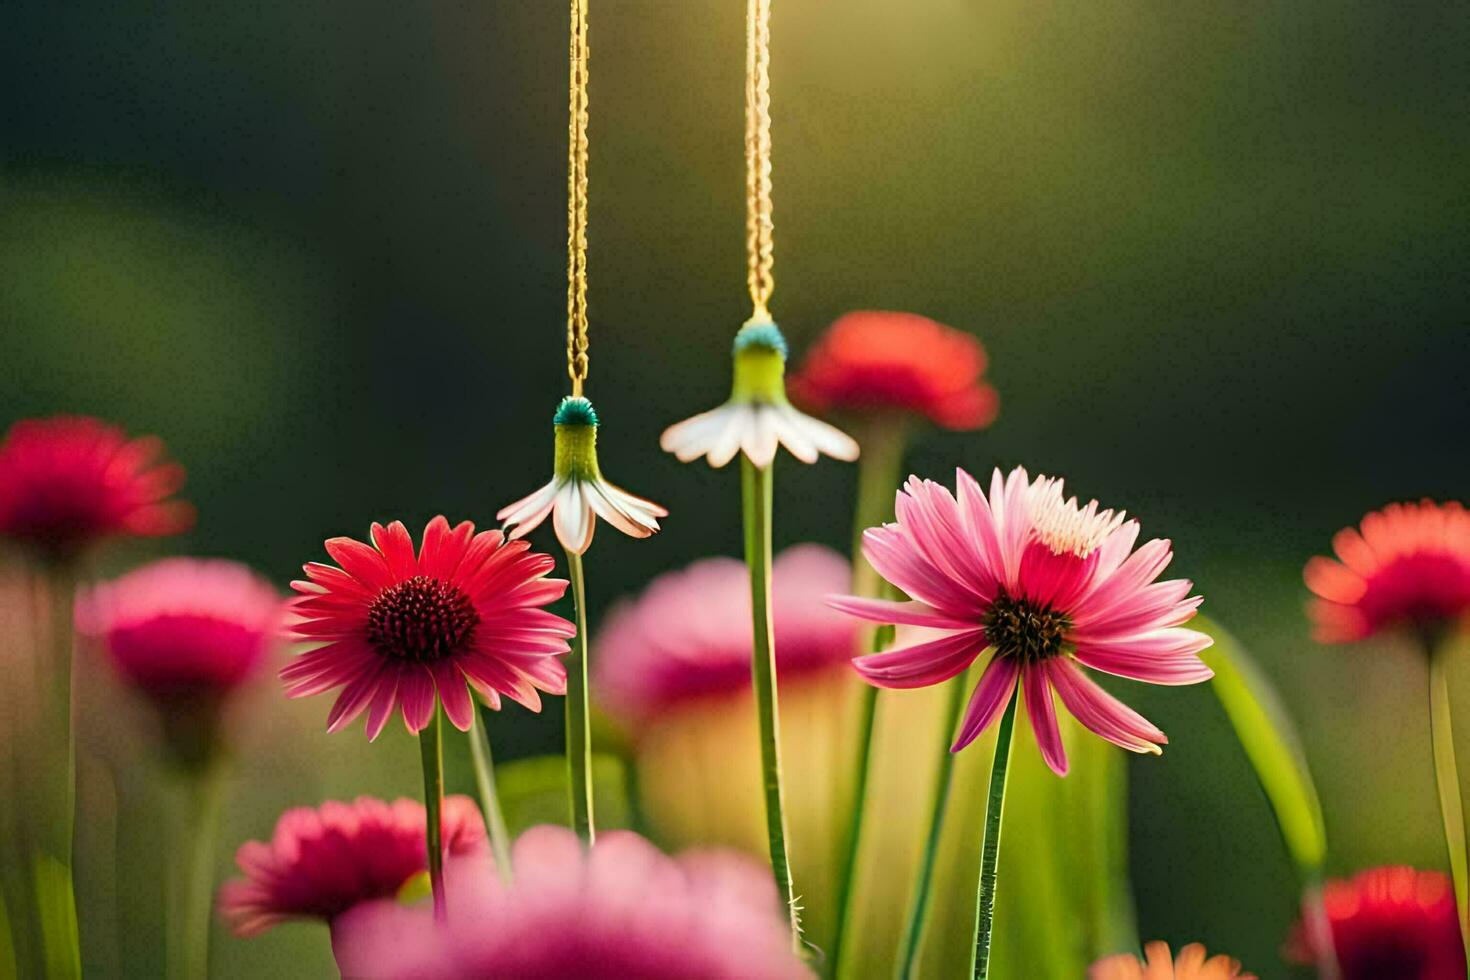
xmin=4 ymin=2 xmax=1469 ymax=976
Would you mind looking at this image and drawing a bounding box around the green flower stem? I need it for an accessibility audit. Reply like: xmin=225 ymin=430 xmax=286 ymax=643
xmin=848 ymin=419 xmax=909 ymax=602
xmin=741 ymin=456 xmax=802 ymax=953
xmin=564 ymin=550 xmax=595 ymax=846
xmin=1427 ymin=633 xmax=1470 ymax=976
xmin=167 ymin=760 xmax=225 ymax=980
xmin=971 ymin=687 xmax=1020 ymax=980
xmin=419 ymin=707 xmax=448 ymax=921
xmin=832 ymin=418 xmax=909 ymax=977
xmin=896 ymin=675 xmax=968 ymax=979
xmin=831 ymin=682 xmax=878 ymax=977
xmin=35 ymin=563 xmax=81 ymax=980
xmin=468 ymin=709 xmax=515 ymax=884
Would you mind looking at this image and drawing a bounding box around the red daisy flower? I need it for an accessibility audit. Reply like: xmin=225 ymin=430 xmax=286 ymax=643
xmin=218 ymin=794 xmax=486 ymax=937
xmin=787 ymin=311 xmax=999 ymax=430
xmin=1304 ymin=501 xmax=1470 ymax=643
xmin=1285 ymin=866 xmax=1465 ymax=980
xmin=0 ymin=415 xmax=193 ymax=557
xmin=282 ymin=517 xmax=576 ymax=739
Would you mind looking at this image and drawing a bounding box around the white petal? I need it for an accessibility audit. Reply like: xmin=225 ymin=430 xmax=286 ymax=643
xmin=499 ymin=480 xmax=561 ymax=538
xmin=553 ymin=482 xmax=595 ymax=555
xmin=582 ymin=483 xmax=645 ymax=537
xmin=601 ymin=483 xmax=666 ymax=530
xmin=742 ymin=405 xmax=780 ymax=468
xmin=771 ymin=405 xmax=818 ymax=463
xmin=789 ymin=407 xmax=859 ymax=462
xmin=707 ymin=405 xmax=754 ymax=468
xmin=660 ymin=407 xmax=726 ymax=460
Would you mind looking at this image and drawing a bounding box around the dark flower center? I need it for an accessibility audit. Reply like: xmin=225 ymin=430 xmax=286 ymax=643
xmin=983 ymin=591 xmax=1071 ymax=663
xmin=366 ymin=575 xmax=479 ymax=662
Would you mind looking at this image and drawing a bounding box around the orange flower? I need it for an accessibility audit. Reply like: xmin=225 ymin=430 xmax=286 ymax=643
xmin=1090 ymin=942 xmax=1255 ymax=980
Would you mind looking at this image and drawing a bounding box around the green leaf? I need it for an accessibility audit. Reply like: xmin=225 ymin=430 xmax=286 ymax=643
xmin=1196 ymin=616 xmax=1327 ymax=874
xmin=494 ymin=754 xmax=632 ymax=838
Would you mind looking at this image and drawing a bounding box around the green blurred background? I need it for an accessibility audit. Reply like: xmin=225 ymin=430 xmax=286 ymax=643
xmin=3 ymin=1 xmax=1469 ymax=976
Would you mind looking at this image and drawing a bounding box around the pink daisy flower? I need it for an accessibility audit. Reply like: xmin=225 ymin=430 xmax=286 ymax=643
xmin=828 ymin=466 xmax=1212 ymax=775
xmin=1304 ymin=501 xmax=1470 ymax=643
xmin=593 ymin=544 xmax=858 ymax=726
xmin=1285 ymin=866 xmax=1465 ymax=980
xmin=329 ymin=825 xmax=812 ymax=979
xmin=0 ymin=414 xmax=193 ymax=558
xmin=282 ymin=516 xmax=576 ymax=739
xmin=218 ymin=794 xmax=486 ymax=938
xmin=76 ymin=558 xmax=285 ymax=756
xmin=788 ymin=310 xmax=1000 ymax=431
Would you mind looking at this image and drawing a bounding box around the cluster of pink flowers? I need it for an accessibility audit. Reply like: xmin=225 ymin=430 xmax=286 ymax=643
xmin=8 ymin=306 xmax=1470 ymax=979
xmin=216 ymin=797 xmax=809 ymax=979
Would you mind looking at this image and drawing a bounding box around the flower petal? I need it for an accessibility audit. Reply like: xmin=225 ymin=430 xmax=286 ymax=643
xmin=951 ymin=654 xmax=1021 ymax=751
xmin=852 ymin=628 xmax=986 ymax=689
xmin=826 ymin=594 xmax=978 ymax=630
xmin=1023 ymin=663 xmax=1068 ymax=775
xmin=1073 ymin=628 xmax=1214 ymax=686
xmin=1046 ymin=658 xmax=1165 ymax=754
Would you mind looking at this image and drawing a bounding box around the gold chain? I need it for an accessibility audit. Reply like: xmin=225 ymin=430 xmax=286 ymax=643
xmin=745 ymin=0 xmax=773 ymax=320
xmin=566 ymin=0 xmax=591 ymax=395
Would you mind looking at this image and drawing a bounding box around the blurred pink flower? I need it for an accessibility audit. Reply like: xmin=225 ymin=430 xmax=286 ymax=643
xmin=330 ymin=825 xmax=812 ymax=979
xmin=829 ymin=466 xmax=1212 ymax=775
xmin=788 ymin=310 xmax=999 ymax=430
xmin=1285 ymin=866 xmax=1465 ymax=980
xmin=1304 ymin=501 xmax=1470 ymax=643
xmin=1090 ymin=941 xmax=1254 ymax=980
xmin=282 ymin=516 xmax=575 ymax=739
xmin=0 ymin=414 xmax=193 ymax=558
xmin=593 ymin=544 xmax=858 ymax=726
xmin=218 ymin=794 xmax=485 ymax=938
xmin=77 ymin=558 xmax=284 ymax=750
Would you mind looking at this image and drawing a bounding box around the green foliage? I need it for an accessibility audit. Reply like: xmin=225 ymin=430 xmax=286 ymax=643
xmin=494 ymin=754 xmax=632 ymax=838
xmin=1197 ymin=616 xmax=1327 ymax=875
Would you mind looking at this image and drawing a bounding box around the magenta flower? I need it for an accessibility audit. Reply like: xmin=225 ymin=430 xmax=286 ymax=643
xmin=218 ymin=795 xmax=486 ymax=938
xmin=282 ymin=516 xmax=576 ymax=739
xmin=77 ymin=558 xmax=284 ymax=758
xmin=0 ymin=414 xmax=194 ymax=559
xmin=1304 ymin=500 xmax=1470 ymax=643
xmin=329 ymin=825 xmax=812 ymax=979
xmin=78 ymin=557 xmax=283 ymax=701
xmin=829 ymin=466 xmax=1212 ymax=775
xmin=593 ymin=544 xmax=858 ymax=725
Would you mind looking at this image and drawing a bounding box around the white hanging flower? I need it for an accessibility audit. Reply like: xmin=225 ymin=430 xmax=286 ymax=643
xmin=499 ymin=397 xmax=668 ymax=555
xmin=660 ymin=320 xmax=859 ymax=468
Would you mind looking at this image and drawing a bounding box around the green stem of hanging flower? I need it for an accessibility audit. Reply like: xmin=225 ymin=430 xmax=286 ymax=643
xmin=971 ymin=686 xmax=1020 ymax=980
xmin=468 ymin=708 xmax=515 ymax=884
xmin=167 ymin=759 xmax=226 ymax=980
xmin=832 ymin=418 xmax=909 ymax=977
xmin=564 ymin=550 xmax=596 ymax=846
xmin=1426 ymin=630 xmax=1470 ymax=976
xmin=418 ymin=706 xmax=448 ymax=921
xmin=896 ymin=674 xmax=968 ymax=979
xmin=741 ymin=456 xmax=802 ymax=953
